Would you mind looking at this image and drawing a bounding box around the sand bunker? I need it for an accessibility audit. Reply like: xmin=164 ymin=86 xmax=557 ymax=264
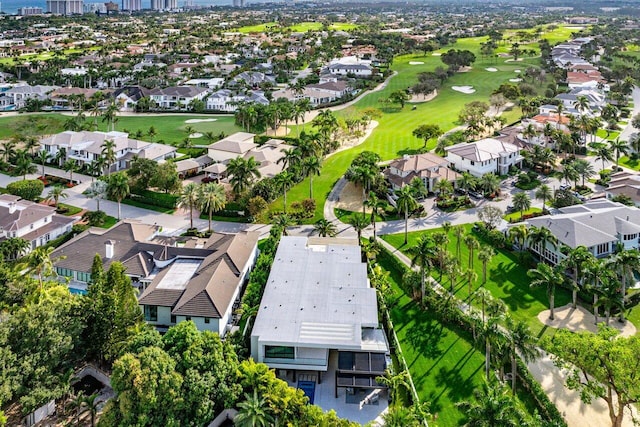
xmin=514 ymin=69 xmax=521 ymax=73
xmin=485 ymin=67 xmax=498 ymax=72
xmin=409 ymin=61 xmax=424 ymax=65
xmin=184 ymin=118 xmax=217 ymax=124
xmin=432 ymin=52 xmax=442 ymax=56
xmin=452 ymin=86 xmax=476 ymax=94
xmin=189 ymin=133 xmax=203 ymax=138
xmin=509 ymin=78 xmax=522 ymax=82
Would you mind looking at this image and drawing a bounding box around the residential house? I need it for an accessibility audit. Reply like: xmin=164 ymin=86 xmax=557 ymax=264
xmin=385 ymin=153 xmax=460 ymax=193
xmin=113 ymin=86 xmax=152 ymax=111
xmin=52 ymin=220 xmax=260 ymax=335
xmin=522 ymin=199 xmax=640 ymax=265
xmin=184 ymin=78 xmax=225 ymax=89
xmin=39 ymin=130 xmax=177 ymax=173
xmin=232 ymin=71 xmax=276 ymax=87
xmin=327 ymin=63 xmax=373 ymax=77
xmin=605 ymin=172 xmax=640 ymax=207
xmin=205 ymin=89 xmax=269 ymax=112
xmin=0 ymin=194 xmax=76 ymax=252
xmin=149 ymin=86 xmax=210 ymax=110
xmin=207 ymin=132 xmax=293 ymax=178
xmin=272 ymin=79 xmax=353 ymax=106
xmin=555 ymin=87 xmax=606 ymax=117
xmin=251 ymin=236 xmax=389 ymax=391
xmin=445 ymin=138 xmax=523 ymax=177
xmin=0 ymin=84 xmax=59 ymax=109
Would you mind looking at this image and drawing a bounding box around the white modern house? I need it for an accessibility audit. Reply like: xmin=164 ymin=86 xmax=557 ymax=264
xmin=445 ymin=138 xmax=523 ymax=177
xmin=251 ymin=236 xmax=389 ymax=391
xmin=0 ymin=194 xmax=76 ymax=252
xmin=522 ymin=200 xmax=640 ymax=266
xmin=149 ymin=86 xmax=210 ymax=110
xmin=39 ymin=130 xmax=177 ymax=173
xmin=0 ymin=84 xmax=59 ymax=109
xmin=327 ymin=63 xmax=373 ymax=77
xmin=205 ymin=89 xmax=269 ymax=112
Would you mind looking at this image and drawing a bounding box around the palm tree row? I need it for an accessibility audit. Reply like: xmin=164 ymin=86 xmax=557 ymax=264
xmin=178 ymin=182 xmax=227 ymax=232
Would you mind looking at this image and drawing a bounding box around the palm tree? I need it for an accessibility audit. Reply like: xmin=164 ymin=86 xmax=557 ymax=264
xmin=464 ymin=234 xmax=480 ymax=269
xmin=178 ymin=182 xmax=200 ymax=230
xmin=480 ymin=173 xmax=500 ymax=197
xmin=274 ymin=171 xmax=295 ymax=213
xmin=227 ymin=157 xmax=261 ymax=195
xmin=454 ymin=225 xmax=465 ymax=260
xmin=562 ymin=246 xmax=593 ymax=308
xmin=527 ymin=226 xmax=557 ymax=262
xmin=276 ymin=147 xmax=301 ymax=172
xmin=14 ymin=154 xmax=36 ymax=179
xmin=24 ymin=136 xmax=40 ymax=156
xmin=234 ymin=391 xmax=274 ymax=427
xmin=382 ymin=405 xmax=419 ymax=427
xmin=609 ymin=137 xmax=629 ymax=170
xmin=465 ymin=268 xmax=478 ymax=299
xmin=560 ymin=164 xmax=579 ymax=187
xmin=594 ymin=282 xmax=624 ymax=325
xmin=81 ymin=393 xmax=100 ymax=427
xmin=376 ymin=369 xmax=410 ymax=406
xmin=458 ymin=172 xmax=476 ymax=194
xmin=314 ymin=218 xmax=337 ymax=237
xmin=408 ymin=234 xmax=435 ymax=302
xmin=348 ymin=215 xmax=369 ymax=242
xmin=432 ymin=231 xmax=449 ymax=276
xmin=534 ymin=184 xmax=552 ymax=213
xmin=512 ymin=192 xmax=531 ymax=220
xmin=0 ymin=140 xmax=16 ymax=163
xmin=63 ymin=159 xmax=78 ymax=184
xmin=478 ymin=246 xmax=495 ymax=284
xmin=107 ymin=172 xmax=130 ymax=220
xmin=350 ymin=165 xmax=377 ymax=216
xmin=101 ymin=139 xmax=117 ymax=175
xmin=36 ymin=150 xmax=50 ymax=178
xmin=505 ymin=317 xmax=540 ymax=393
xmin=24 ymin=246 xmax=64 ymax=289
xmin=591 ymin=142 xmax=613 ymax=171
xmin=508 ymin=224 xmax=528 ymax=252
xmin=395 ymin=186 xmax=417 ymax=245
xmin=46 ymin=185 xmax=67 ymax=208
xmin=605 ymin=249 xmax=640 ymax=322
xmin=456 ymin=379 xmax=521 ymax=426
xmin=528 ymin=263 xmax=564 ymax=320
xmin=363 ymin=192 xmax=385 ymax=239
xmin=198 ymin=182 xmax=226 ymax=233
xmin=301 ymin=156 xmax=321 ymax=199
xmin=86 ymin=180 xmax=108 ymax=211
xmin=147 ymin=126 xmax=157 ymax=142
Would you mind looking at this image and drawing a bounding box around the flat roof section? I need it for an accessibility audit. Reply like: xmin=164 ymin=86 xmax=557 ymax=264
xmin=156 ymin=259 xmax=201 ymax=290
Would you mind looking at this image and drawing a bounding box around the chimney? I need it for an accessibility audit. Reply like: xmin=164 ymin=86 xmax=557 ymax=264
xmin=105 ymin=240 xmax=115 ymax=259
xmin=8 ymin=202 xmax=16 ymax=214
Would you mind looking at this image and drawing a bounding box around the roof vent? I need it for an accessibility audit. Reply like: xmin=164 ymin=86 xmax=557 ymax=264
xmin=105 ymin=240 xmax=115 ymax=259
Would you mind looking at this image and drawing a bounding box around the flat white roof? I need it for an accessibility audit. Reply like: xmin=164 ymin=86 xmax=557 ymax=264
xmin=156 ymin=259 xmax=201 ymax=290
xmin=251 ymin=236 xmax=382 ymax=351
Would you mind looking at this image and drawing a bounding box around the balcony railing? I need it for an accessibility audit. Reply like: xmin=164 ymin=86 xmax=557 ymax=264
xmin=264 ymin=357 xmax=327 ymax=366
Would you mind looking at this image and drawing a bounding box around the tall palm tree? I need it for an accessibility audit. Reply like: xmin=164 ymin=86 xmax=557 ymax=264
xmin=363 ymin=191 xmax=385 ymax=239
xmin=24 ymin=246 xmax=64 ymax=289
xmin=376 ymin=369 xmax=410 ymax=406
xmin=63 ymin=159 xmax=78 ymax=184
xmin=609 ymin=137 xmax=629 ymax=170
xmin=591 ymin=142 xmax=614 ymax=171
xmin=348 ymin=215 xmax=369 ymax=242
xmin=14 ymin=153 xmax=36 ymax=179
xmin=234 ymin=391 xmax=274 ymax=427
xmin=107 ymin=172 xmax=130 ymax=220
xmin=534 ymin=184 xmax=553 ymax=213
xmin=313 ymin=218 xmax=337 ymax=237
xmin=527 ymin=226 xmax=557 ymax=262
xmin=198 ymin=182 xmax=226 ymax=233
xmin=456 ymin=379 xmax=521 ymax=427
xmin=81 ymin=393 xmax=100 ymax=427
xmin=407 ymin=234 xmax=435 ymax=302
xmin=276 ymin=147 xmax=301 ymax=172
xmin=350 ymin=165 xmax=376 ymax=216
xmin=46 ymin=185 xmax=67 ymax=208
xmin=512 ymin=192 xmax=531 ymax=220
xmin=528 ymin=263 xmax=564 ymax=320
xmin=302 ymin=156 xmax=321 ymax=199
xmin=36 ymin=150 xmax=50 ymax=178
xmin=395 ymin=186 xmax=417 ymax=245
xmin=508 ymin=224 xmax=528 ymax=252
xmin=86 ymin=180 xmax=108 ymax=211
xmin=478 ymin=246 xmax=495 ymax=284
xmin=464 ymin=234 xmax=480 ymax=269
xmin=0 ymin=140 xmax=16 ymax=163
xmin=605 ymin=249 xmax=640 ymax=322
xmin=273 ymin=171 xmax=295 ymax=214
xmin=227 ymin=157 xmax=261 ymax=195
xmin=561 ymin=246 xmax=593 ymax=309
xmin=480 ymin=173 xmax=500 ymax=197
xmin=454 ymin=225 xmax=465 ymax=260
xmin=505 ymin=317 xmax=540 ymax=393
xmin=594 ymin=282 xmax=624 ymax=325
xmin=271 ymin=214 xmax=294 ymax=236
xmin=101 ymin=139 xmax=117 ymax=175
xmin=178 ymin=182 xmax=200 ymax=230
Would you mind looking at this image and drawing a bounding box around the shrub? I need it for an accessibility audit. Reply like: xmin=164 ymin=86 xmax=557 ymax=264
xmin=247 ymin=196 xmax=268 ymax=218
xmin=128 ymin=189 xmax=178 ymax=209
xmin=301 ymin=198 xmax=316 ymax=217
xmin=82 ymin=210 xmax=108 ymax=226
xmin=7 ymin=179 xmax=44 ymax=201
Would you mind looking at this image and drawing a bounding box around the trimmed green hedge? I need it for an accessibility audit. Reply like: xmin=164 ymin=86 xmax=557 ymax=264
xmin=7 ymin=179 xmax=44 ymax=201
xmin=128 ymin=190 xmax=178 ymax=209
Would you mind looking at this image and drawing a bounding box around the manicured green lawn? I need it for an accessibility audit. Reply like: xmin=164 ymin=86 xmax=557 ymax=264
xmin=121 ymin=198 xmax=175 ymax=214
xmin=504 ymin=207 xmax=542 ymax=222
xmin=235 ymin=21 xmax=357 ymax=33
xmin=381 ymin=224 xmax=572 ymax=335
xmin=596 ymin=128 xmax=620 ymax=140
xmin=98 ymin=215 xmax=118 ymax=229
xmin=56 ymin=203 xmax=83 ymax=216
xmin=377 ymin=248 xmax=541 ymax=426
xmin=269 ymin=32 xmax=552 ymax=221
xmin=334 ymin=207 xmax=400 ymax=223
xmin=618 ymin=156 xmax=640 ymax=171
xmin=0 ymin=113 xmax=241 ymax=146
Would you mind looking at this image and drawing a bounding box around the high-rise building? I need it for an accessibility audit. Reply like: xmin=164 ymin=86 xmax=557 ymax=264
xmin=122 ymin=0 xmax=141 ymax=10
xmin=18 ymin=6 xmax=44 ymax=15
xmin=47 ymin=0 xmax=83 ymax=14
xmin=151 ymin=0 xmax=176 ymax=10
xmin=232 ymin=0 xmax=244 ymax=6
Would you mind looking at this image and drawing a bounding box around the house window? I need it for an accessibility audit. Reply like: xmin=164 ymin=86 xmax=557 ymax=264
xmin=470 ymin=161 xmax=475 ymax=165
xmin=596 ymin=243 xmax=609 ymax=255
xmin=186 ymin=316 xmax=192 ymax=321
xmin=204 ymin=317 xmax=210 ymax=324
xmin=170 ymin=315 xmax=176 ymax=323
xmin=623 ymin=233 xmax=638 ymax=241
xmin=144 ymin=305 xmax=158 ymax=322
xmin=265 ymin=346 xmax=295 ymax=359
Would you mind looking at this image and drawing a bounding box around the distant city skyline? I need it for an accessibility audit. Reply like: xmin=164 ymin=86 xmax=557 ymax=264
xmin=3 ymin=0 xmax=233 ymax=14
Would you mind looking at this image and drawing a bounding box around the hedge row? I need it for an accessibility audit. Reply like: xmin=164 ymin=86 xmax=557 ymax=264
xmin=128 ymin=189 xmax=178 ymax=209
